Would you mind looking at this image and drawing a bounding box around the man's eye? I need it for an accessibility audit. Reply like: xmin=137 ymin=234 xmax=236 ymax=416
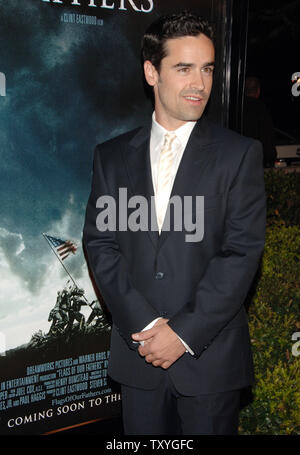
xmin=178 ymin=67 xmax=190 ymax=73
xmin=202 ymin=66 xmax=214 ymax=74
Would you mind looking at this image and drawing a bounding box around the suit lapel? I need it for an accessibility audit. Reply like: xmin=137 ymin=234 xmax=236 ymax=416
xmin=123 ymin=123 xmax=159 ymax=250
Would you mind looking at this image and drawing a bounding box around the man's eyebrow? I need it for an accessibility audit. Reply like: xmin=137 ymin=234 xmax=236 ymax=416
xmin=202 ymin=61 xmax=215 ymax=67
xmin=173 ymin=62 xmax=194 ymax=68
xmin=173 ymin=61 xmax=215 ymax=68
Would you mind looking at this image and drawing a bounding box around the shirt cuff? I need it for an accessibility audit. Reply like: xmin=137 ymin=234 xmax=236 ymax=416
xmin=139 ymin=317 xmax=162 ymax=346
xmin=177 ymin=335 xmax=195 ymax=356
xmin=137 ymin=317 xmax=195 ymax=355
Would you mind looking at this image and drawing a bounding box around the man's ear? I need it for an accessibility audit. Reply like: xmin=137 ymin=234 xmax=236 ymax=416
xmin=144 ymin=60 xmax=158 ymax=87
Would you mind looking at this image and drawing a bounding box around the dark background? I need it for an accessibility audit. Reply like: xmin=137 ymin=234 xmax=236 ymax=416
xmin=246 ymin=0 xmax=300 ymax=139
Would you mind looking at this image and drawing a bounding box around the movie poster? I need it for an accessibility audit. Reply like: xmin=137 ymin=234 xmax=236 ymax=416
xmin=0 ymin=0 xmax=228 ymax=434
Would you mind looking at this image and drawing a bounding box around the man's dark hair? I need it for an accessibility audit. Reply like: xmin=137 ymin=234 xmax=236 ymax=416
xmin=142 ymin=11 xmax=215 ymax=72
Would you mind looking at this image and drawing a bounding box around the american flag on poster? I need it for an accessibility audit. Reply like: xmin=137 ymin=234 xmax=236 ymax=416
xmin=43 ymin=234 xmax=77 ymax=260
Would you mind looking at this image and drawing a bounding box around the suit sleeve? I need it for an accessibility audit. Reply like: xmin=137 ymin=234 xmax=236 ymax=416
xmin=83 ymin=145 xmax=159 ymax=349
xmin=167 ymin=139 xmax=266 ymax=358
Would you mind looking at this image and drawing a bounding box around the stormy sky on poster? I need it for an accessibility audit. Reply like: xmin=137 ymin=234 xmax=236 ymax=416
xmin=0 ymin=0 xmax=154 ymax=349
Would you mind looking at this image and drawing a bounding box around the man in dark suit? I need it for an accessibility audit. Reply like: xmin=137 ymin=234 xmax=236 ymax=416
xmin=83 ymin=12 xmax=266 ymax=435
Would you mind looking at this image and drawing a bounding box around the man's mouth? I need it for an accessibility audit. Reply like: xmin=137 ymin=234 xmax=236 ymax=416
xmin=183 ymin=95 xmax=204 ymax=103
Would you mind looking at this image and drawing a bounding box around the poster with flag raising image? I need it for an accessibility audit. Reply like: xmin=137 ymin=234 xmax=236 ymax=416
xmin=0 ymin=226 xmax=116 ymax=435
xmin=0 ymin=0 xmax=227 ymax=435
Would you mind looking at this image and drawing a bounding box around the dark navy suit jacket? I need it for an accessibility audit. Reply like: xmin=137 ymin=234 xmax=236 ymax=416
xmin=83 ymin=116 xmax=266 ymax=395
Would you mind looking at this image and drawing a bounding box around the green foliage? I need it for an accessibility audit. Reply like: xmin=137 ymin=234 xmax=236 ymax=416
xmin=239 ymin=173 xmax=300 ymax=435
xmin=240 ymin=361 xmax=300 ymax=434
xmin=257 ymin=225 xmax=300 ymax=317
xmin=264 ymin=170 xmax=300 ymax=227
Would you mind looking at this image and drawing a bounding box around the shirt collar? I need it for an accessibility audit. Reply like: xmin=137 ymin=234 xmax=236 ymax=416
xmin=151 ymin=112 xmax=197 ymax=151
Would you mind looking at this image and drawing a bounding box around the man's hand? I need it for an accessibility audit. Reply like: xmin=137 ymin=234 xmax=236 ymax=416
xmin=131 ymin=319 xmax=186 ymax=369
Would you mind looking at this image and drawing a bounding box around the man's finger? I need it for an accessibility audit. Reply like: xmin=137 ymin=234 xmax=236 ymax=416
xmin=131 ymin=327 xmax=156 ymax=341
xmin=138 ymin=345 xmax=148 ymax=357
xmin=145 ymin=354 xmax=155 ymax=363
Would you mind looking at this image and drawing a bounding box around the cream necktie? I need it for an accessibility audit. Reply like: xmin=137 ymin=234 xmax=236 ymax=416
xmin=156 ymin=132 xmax=177 ymax=233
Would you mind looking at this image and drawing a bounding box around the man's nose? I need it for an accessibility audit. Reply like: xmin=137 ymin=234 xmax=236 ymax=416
xmin=189 ymin=70 xmax=205 ymax=91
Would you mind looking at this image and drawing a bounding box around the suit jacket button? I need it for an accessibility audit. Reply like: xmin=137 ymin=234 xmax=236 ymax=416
xmin=155 ymin=272 xmax=164 ymax=280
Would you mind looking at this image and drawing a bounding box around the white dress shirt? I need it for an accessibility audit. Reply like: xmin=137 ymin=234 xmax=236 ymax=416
xmin=150 ymin=112 xmax=197 ymax=217
xmin=140 ymin=113 xmax=196 ymax=356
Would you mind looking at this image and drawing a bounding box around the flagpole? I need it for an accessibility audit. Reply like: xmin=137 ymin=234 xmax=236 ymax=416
xmin=42 ymin=233 xmax=90 ymax=304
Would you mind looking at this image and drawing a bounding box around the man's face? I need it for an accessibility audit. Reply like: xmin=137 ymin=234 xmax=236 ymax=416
xmin=144 ymin=33 xmax=215 ymax=130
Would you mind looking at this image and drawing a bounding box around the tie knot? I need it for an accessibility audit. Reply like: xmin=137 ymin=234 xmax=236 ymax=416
xmin=162 ymin=132 xmax=177 ymax=151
